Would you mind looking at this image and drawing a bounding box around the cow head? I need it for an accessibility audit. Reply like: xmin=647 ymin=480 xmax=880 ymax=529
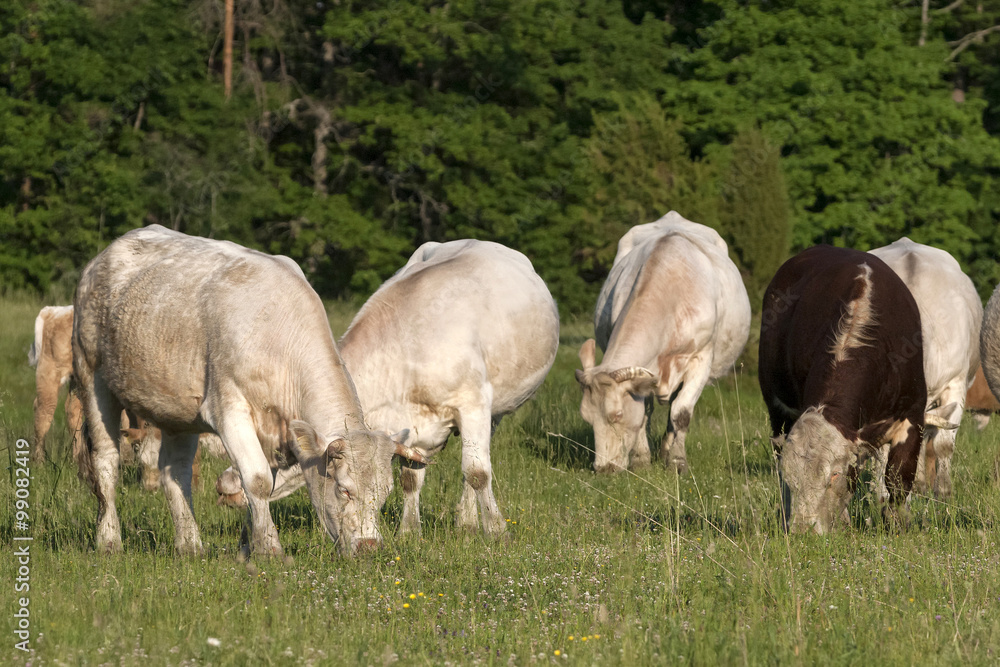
xmin=779 ymin=408 xmax=858 ymax=534
xmin=575 ymin=339 xmax=657 ymax=473
xmin=290 ymin=421 xmax=413 ymax=555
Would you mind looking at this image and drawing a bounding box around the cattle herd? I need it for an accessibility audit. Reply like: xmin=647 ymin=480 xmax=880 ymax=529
xmin=22 ymin=215 xmax=1000 ymax=556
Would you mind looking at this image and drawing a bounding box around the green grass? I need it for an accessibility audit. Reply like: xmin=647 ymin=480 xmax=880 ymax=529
xmin=3 ymin=295 xmax=1000 ymax=665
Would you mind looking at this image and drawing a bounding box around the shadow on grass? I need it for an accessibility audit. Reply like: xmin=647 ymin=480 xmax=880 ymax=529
xmin=521 ymin=427 xmax=595 ymax=471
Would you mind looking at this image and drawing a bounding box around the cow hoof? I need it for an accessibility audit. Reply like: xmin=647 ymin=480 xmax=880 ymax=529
xmin=630 ymin=454 xmax=651 ymax=470
xmin=398 ymin=522 xmax=422 ymax=538
xmin=141 ymin=470 xmax=160 ymax=493
xmin=217 ymin=491 xmax=248 ymax=508
xmin=667 ymin=458 xmax=688 ymax=475
xmin=594 ymin=463 xmax=625 ymax=474
xmin=176 ymin=542 xmax=205 ymax=558
xmin=97 ymin=538 xmax=123 ymax=554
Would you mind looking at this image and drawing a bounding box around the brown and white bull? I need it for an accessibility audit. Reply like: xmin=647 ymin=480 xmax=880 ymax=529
xmin=574 ymin=212 xmax=751 ymax=473
xmin=73 ymin=225 xmax=421 ymax=556
xmin=217 ymin=240 xmax=559 ymax=536
xmin=870 ymin=238 xmax=982 ymax=498
xmin=759 ymin=245 xmax=956 ymax=534
xmin=28 ymin=305 xmax=83 ymax=463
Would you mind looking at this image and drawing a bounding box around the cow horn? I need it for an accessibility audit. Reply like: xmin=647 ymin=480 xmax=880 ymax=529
xmin=924 ymin=414 xmax=960 ymax=430
xmin=395 ymin=443 xmax=430 ymax=465
xmin=609 ymin=366 xmax=656 ymax=382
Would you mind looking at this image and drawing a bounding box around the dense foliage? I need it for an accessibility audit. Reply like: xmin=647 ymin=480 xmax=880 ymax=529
xmin=2 ymin=0 xmax=999 ymax=310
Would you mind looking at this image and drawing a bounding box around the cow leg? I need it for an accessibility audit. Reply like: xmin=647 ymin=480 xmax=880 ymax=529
xmin=138 ymin=427 xmax=162 ymax=492
xmin=872 ymin=443 xmax=890 ymax=503
xmin=79 ymin=371 xmax=124 ymax=553
xmin=158 ymin=432 xmax=203 ymax=555
xmin=659 ymin=361 xmax=711 ymax=474
xmin=216 ymin=415 xmax=283 ymax=558
xmin=399 ymin=462 xmax=427 ymax=536
xmin=972 ymin=412 xmax=991 ymax=431
xmin=31 ymin=360 xmax=61 ymax=462
xmin=66 ymin=385 xmax=85 ymax=468
xmin=457 ymin=399 xmax=505 ymax=536
xmin=930 ymin=387 xmax=965 ymax=499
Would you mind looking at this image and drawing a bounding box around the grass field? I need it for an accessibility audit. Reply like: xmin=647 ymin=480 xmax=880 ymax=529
xmin=3 ymin=293 xmax=1000 ymax=665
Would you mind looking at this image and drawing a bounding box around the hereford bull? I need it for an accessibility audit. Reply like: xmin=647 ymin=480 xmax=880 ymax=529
xmin=870 ymin=238 xmax=981 ymax=499
xmin=759 ymin=245 xmax=956 ymax=534
xmin=574 ymin=212 xmax=751 ymax=473
xmin=217 ymin=239 xmax=559 ymax=537
xmin=73 ymin=225 xmax=422 ymax=556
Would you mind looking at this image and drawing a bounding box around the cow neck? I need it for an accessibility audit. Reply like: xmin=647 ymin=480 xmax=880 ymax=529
xmin=294 ymin=335 xmax=368 ymax=438
xmin=601 ymin=308 xmax=662 ymax=373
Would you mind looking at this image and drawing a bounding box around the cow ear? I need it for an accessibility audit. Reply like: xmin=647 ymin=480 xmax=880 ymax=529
xmin=290 ymin=420 xmax=322 ymax=461
xmin=628 ymin=374 xmax=657 ymax=398
xmin=575 ymin=368 xmax=590 ymax=387
xmin=770 ymin=435 xmax=786 ymax=454
xmin=579 ymin=339 xmax=596 ymax=371
xmin=326 ymin=438 xmax=346 ymax=461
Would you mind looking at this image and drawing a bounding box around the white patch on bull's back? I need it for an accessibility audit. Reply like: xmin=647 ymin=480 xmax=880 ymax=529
xmin=830 ymin=263 xmax=876 ymax=364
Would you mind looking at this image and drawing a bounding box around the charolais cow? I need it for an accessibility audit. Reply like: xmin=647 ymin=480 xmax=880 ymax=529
xmin=965 ymin=366 xmax=999 ymax=430
xmin=217 ymin=239 xmax=559 ymax=537
xmin=759 ymin=245 xmax=956 ymax=534
xmin=28 ymin=306 xmax=83 ymax=463
xmin=870 ymin=238 xmax=981 ymax=498
xmin=73 ymin=224 xmax=423 ymax=557
xmin=981 ymin=285 xmax=1000 ymax=431
xmin=573 ymin=212 xmax=750 ymax=473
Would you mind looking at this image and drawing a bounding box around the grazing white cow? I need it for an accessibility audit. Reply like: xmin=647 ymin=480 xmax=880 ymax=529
xmin=870 ymin=238 xmax=982 ymax=499
xmin=980 ymin=284 xmax=1000 ymax=439
xmin=73 ymin=225 xmax=422 ymax=557
xmin=217 ymin=240 xmax=559 ymax=537
xmin=575 ymin=212 xmax=751 ymax=473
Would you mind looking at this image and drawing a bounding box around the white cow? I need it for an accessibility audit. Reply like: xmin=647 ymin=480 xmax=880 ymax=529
xmin=981 ymin=285 xmax=1000 ymax=430
xmin=73 ymin=225 xmax=422 ymax=557
xmin=217 ymin=239 xmax=560 ymax=536
xmin=870 ymin=238 xmax=982 ymax=499
xmin=575 ymin=212 xmax=751 ymax=473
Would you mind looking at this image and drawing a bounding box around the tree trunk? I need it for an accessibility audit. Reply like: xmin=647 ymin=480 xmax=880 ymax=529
xmin=919 ymin=0 xmax=930 ymax=46
xmin=312 ymin=105 xmax=332 ymax=196
xmin=224 ymin=0 xmax=234 ymax=98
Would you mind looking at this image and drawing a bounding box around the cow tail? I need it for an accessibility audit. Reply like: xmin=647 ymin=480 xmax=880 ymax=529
xmin=27 ymin=312 xmax=45 ymax=368
xmin=73 ymin=415 xmax=96 ymax=487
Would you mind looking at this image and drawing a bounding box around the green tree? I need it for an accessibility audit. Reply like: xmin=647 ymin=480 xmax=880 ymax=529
xmin=580 ymin=93 xmax=720 ymax=272
xmin=718 ymin=127 xmax=792 ymax=304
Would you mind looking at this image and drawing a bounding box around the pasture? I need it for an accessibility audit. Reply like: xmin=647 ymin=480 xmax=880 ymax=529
xmin=3 ymin=293 xmax=1000 ymax=665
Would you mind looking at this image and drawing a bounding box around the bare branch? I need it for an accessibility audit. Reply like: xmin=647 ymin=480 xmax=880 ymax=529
xmin=947 ymin=24 xmax=1000 ymax=60
xmin=936 ymin=0 xmax=965 ymax=13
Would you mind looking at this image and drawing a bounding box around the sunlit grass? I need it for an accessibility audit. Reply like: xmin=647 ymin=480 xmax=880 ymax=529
xmin=2 ymin=294 xmax=1000 ymax=664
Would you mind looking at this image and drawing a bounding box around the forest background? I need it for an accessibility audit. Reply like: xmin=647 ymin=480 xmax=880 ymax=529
xmin=3 ymin=0 xmax=1000 ymax=314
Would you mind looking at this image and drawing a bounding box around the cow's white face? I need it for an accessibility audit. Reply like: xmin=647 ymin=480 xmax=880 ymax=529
xmin=780 ymin=409 xmax=857 ymax=534
xmin=290 ymin=421 xmax=397 ymax=555
xmin=576 ymin=340 xmax=657 ymax=473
